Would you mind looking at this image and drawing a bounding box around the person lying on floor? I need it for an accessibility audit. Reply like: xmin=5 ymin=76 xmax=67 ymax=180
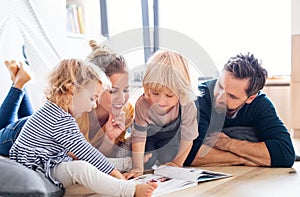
xmin=184 ymin=53 xmax=296 ymax=168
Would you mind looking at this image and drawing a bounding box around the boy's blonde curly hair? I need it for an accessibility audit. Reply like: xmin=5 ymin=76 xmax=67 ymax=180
xmin=143 ymin=50 xmax=196 ymax=106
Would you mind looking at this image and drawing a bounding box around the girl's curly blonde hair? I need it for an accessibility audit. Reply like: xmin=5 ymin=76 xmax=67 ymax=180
xmin=45 ymin=59 xmax=111 ymax=109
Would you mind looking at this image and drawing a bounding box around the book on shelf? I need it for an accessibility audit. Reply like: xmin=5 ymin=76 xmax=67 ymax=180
xmin=131 ymin=165 xmax=232 ymax=196
xmin=66 ymin=4 xmax=84 ymax=34
xmin=76 ymin=6 xmax=84 ymax=34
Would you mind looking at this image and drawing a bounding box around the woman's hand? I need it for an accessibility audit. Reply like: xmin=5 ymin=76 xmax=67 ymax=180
xmin=111 ymin=111 xmax=125 ymax=131
xmin=105 ymin=112 xmax=125 ymax=142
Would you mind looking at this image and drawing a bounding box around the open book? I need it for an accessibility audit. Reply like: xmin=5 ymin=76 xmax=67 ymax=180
xmin=131 ymin=166 xmax=231 ymax=196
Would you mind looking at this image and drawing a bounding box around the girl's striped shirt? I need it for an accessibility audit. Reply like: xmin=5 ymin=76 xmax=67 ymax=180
xmin=9 ymin=100 xmax=114 ymax=184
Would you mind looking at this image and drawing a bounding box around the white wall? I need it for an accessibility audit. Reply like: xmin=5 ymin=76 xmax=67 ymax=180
xmin=292 ymin=0 xmax=300 ymax=34
xmin=291 ymin=0 xmax=300 ymax=136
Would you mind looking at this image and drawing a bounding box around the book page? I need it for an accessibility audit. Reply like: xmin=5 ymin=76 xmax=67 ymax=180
xmin=197 ymin=170 xmax=231 ymax=182
xmin=131 ymin=174 xmax=197 ymax=197
xmin=154 ymin=166 xmax=231 ymax=183
xmin=154 ymin=166 xmax=202 ymax=182
xmin=131 ymin=166 xmax=231 ymax=196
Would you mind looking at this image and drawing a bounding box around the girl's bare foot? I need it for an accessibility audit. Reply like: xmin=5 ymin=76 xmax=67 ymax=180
xmin=4 ymin=60 xmax=19 ymax=82
xmin=14 ymin=62 xmax=32 ymax=90
xmin=135 ymin=182 xmax=158 ymax=197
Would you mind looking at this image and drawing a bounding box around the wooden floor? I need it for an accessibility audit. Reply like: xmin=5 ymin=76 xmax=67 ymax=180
xmin=65 ymin=138 xmax=300 ymax=197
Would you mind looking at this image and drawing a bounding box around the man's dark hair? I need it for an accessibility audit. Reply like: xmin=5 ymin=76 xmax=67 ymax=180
xmin=223 ymin=53 xmax=268 ymax=96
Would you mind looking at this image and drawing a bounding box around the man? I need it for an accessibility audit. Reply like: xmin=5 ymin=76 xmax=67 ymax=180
xmin=184 ymin=53 xmax=295 ymax=167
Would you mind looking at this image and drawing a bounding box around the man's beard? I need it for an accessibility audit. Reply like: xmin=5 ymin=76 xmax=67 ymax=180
xmin=214 ymin=101 xmax=226 ymax=114
xmin=214 ymin=101 xmax=245 ymax=115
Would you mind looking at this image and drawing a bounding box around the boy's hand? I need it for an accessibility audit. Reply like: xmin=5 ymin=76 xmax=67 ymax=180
xmin=164 ymin=161 xmax=180 ymax=167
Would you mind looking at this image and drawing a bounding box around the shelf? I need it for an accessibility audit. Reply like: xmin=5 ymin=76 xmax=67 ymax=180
xmin=65 ymin=0 xmax=100 ymax=39
xmin=265 ymin=76 xmax=290 ymax=86
xmin=66 ymin=32 xmax=86 ymax=39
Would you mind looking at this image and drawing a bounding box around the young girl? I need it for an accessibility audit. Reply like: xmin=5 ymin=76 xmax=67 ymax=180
xmin=130 ymin=50 xmax=199 ymax=176
xmin=9 ymin=59 xmax=157 ymax=197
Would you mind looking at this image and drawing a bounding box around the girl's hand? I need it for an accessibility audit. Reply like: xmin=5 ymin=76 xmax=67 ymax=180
xmin=123 ymin=169 xmax=144 ymax=180
xmin=105 ymin=112 xmax=125 ymax=142
xmin=110 ymin=169 xmax=126 ymax=180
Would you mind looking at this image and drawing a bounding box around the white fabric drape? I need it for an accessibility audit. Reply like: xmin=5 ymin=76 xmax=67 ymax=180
xmin=0 ymin=0 xmax=62 ymax=108
xmin=7 ymin=0 xmax=61 ymax=72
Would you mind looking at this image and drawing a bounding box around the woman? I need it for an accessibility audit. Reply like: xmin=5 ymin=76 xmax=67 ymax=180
xmin=76 ymin=40 xmax=134 ymax=171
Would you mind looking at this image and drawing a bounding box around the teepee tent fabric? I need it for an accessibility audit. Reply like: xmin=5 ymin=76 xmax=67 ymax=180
xmin=0 ymin=0 xmax=63 ymax=108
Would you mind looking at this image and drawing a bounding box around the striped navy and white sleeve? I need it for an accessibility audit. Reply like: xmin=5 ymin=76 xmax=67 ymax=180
xmin=52 ymin=115 xmax=115 ymax=174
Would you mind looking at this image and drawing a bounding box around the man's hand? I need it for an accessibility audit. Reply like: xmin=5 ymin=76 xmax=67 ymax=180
xmin=204 ymin=132 xmax=271 ymax=166
xmin=206 ymin=132 xmax=232 ymax=151
xmin=191 ymin=144 xmax=259 ymax=167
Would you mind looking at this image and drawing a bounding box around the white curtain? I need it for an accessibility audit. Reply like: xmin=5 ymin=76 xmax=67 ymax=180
xmin=0 ymin=0 xmax=62 ymax=108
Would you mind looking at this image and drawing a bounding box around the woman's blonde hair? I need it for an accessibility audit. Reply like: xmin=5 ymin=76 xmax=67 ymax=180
xmin=85 ymin=40 xmax=128 ymax=76
xmin=143 ymin=50 xmax=196 ymax=105
xmin=45 ymin=59 xmax=111 ymax=109
xmin=78 ymin=40 xmax=131 ymax=144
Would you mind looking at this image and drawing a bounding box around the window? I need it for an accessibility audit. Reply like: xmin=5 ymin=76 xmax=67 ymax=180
xmin=159 ymin=0 xmax=291 ymax=76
